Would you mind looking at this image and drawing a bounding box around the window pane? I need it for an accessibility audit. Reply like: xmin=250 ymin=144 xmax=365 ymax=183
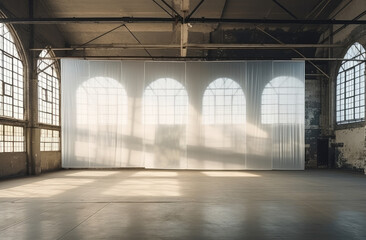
xmin=40 ymin=129 xmax=60 ymax=151
xmin=261 ymin=77 xmax=304 ymax=124
xmin=336 ymin=42 xmax=366 ymax=124
xmin=202 ymin=78 xmax=245 ymax=125
xmin=0 ymin=23 xmax=24 ymax=120
xmin=0 ymin=124 xmax=24 ymax=153
xmin=37 ymin=49 xmax=60 ymax=125
xmin=143 ymin=78 xmax=188 ymax=125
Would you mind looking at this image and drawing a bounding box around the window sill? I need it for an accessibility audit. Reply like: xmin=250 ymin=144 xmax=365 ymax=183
xmin=335 ymin=120 xmax=365 ymax=130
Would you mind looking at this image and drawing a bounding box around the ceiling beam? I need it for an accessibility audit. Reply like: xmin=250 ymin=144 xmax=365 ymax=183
xmin=2 ymin=17 xmax=366 ymax=25
xmin=37 ymin=55 xmax=364 ymax=62
xmin=30 ymin=43 xmax=343 ymax=51
xmin=180 ymin=0 xmax=189 ymax=57
xmin=292 ymin=58 xmax=366 ymax=61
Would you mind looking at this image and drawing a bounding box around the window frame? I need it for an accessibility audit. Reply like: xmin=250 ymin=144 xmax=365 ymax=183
xmin=37 ymin=48 xmax=60 ymax=126
xmin=261 ymin=77 xmax=305 ymax=125
xmin=336 ymin=42 xmax=366 ymax=125
xmin=143 ymin=78 xmax=188 ymax=125
xmin=40 ymin=128 xmax=60 ymax=152
xmin=0 ymin=23 xmax=25 ymax=121
xmin=202 ymin=77 xmax=246 ymax=125
xmin=0 ymin=123 xmax=25 ymax=153
xmin=0 ymin=20 xmax=26 ymax=154
xmin=76 ymin=76 xmax=128 ymax=127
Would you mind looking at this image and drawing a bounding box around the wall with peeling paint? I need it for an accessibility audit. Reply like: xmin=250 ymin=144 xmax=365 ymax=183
xmin=335 ymin=128 xmax=365 ymax=169
xmin=305 ymin=79 xmax=321 ymax=167
xmin=41 ymin=152 xmax=62 ymax=172
xmin=0 ymin=153 xmax=27 ymax=178
xmin=317 ymin=0 xmax=366 ymax=171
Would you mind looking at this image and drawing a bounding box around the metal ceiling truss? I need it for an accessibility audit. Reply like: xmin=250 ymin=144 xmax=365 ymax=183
xmin=7 ymin=1 xmax=362 ymax=76
xmin=272 ymin=0 xmax=298 ymax=20
xmin=255 ymin=26 xmax=330 ymax=78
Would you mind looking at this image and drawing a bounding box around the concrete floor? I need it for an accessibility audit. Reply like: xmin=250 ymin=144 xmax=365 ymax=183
xmin=0 ymin=170 xmax=365 ymax=240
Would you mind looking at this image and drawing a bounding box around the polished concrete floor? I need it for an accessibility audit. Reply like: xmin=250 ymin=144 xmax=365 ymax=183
xmin=0 ymin=169 xmax=365 ymax=240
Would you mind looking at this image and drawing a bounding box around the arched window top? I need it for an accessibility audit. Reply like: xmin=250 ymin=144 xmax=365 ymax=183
xmin=202 ymin=78 xmax=246 ymax=124
xmin=336 ymin=42 xmax=366 ymax=124
xmin=0 ymin=23 xmax=24 ymax=120
xmin=80 ymin=76 xmax=124 ymax=88
xmin=38 ymin=49 xmax=57 ymax=76
xmin=340 ymin=42 xmax=366 ymax=71
xmin=77 ymin=77 xmax=128 ymax=125
xmin=38 ymin=48 xmax=60 ymax=125
xmin=264 ymin=76 xmax=304 ymax=89
xmin=206 ymin=77 xmax=242 ymax=90
xmin=262 ymin=76 xmax=304 ymax=124
xmin=143 ymin=78 xmax=188 ymax=125
xmin=145 ymin=77 xmax=186 ymax=91
xmin=0 ymin=23 xmax=20 ymax=59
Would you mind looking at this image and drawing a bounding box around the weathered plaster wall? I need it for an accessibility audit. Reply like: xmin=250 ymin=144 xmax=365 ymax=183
xmin=305 ymin=79 xmax=321 ymax=167
xmin=0 ymin=153 xmax=27 ymax=178
xmin=41 ymin=152 xmax=62 ymax=172
xmin=317 ymin=0 xmax=366 ymax=171
xmin=335 ymin=127 xmax=365 ymax=169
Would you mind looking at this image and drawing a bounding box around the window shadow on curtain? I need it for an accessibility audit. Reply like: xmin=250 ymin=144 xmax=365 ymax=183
xmin=62 ymin=60 xmax=305 ymax=170
xmin=143 ymin=63 xmax=188 ymax=169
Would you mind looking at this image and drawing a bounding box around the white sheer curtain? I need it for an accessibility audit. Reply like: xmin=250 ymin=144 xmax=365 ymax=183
xmin=62 ymin=60 xmax=143 ymax=168
xmin=186 ymin=62 xmax=247 ymax=169
xmin=143 ymin=62 xmax=187 ymax=169
xmin=62 ymin=60 xmax=304 ymax=170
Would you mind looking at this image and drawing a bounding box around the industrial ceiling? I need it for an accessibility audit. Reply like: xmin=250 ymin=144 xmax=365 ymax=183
xmin=1 ymin=0 xmax=363 ymax=73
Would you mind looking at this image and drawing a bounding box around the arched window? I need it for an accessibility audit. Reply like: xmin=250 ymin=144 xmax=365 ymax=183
xmin=143 ymin=78 xmax=188 ymax=125
xmin=0 ymin=23 xmax=24 ymax=153
xmin=76 ymin=77 xmax=128 ymax=126
xmin=0 ymin=23 xmax=24 ymax=119
xmin=202 ymin=78 xmax=245 ymax=124
xmin=38 ymin=49 xmax=60 ymax=125
xmin=336 ymin=42 xmax=366 ymax=124
xmin=262 ymin=77 xmax=304 ymax=124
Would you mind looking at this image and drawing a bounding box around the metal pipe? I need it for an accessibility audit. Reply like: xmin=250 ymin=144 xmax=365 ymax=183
xmin=330 ymin=0 xmax=353 ymax=19
xmin=29 ymin=43 xmax=343 ymax=51
xmin=321 ymin=10 xmax=366 ymax=44
xmin=152 ymin=0 xmax=175 ymax=18
xmin=292 ymin=57 xmax=366 ymax=61
xmin=256 ymin=26 xmax=330 ymax=78
xmin=159 ymin=0 xmax=182 ymax=19
xmin=79 ymin=24 xmax=125 ymax=47
xmin=123 ymin=24 xmax=152 ymax=57
xmin=188 ymin=18 xmax=366 ymax=24
xmin=186 ymin=0 xmax=205 ymax=21
xmin=38 ymin=56 xmax=364 ymax=61
xmin=1 ymin=17 xmax=366 ymax=25
xmin=305 ymin=0 xmax=328 ymax=19
xmin=272 ymin=0 xmax=297 ymax=19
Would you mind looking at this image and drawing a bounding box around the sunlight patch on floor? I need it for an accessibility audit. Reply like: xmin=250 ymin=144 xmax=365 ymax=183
xmin=66 ymin=171 xmax=119 ymax=177
xmin=131 ymin=171 xmax=178 ymax=177
xmin=0 ymin=178 xmax=94 ymax=198
xmin=201 ymin=171 xmax=261 ymax=177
